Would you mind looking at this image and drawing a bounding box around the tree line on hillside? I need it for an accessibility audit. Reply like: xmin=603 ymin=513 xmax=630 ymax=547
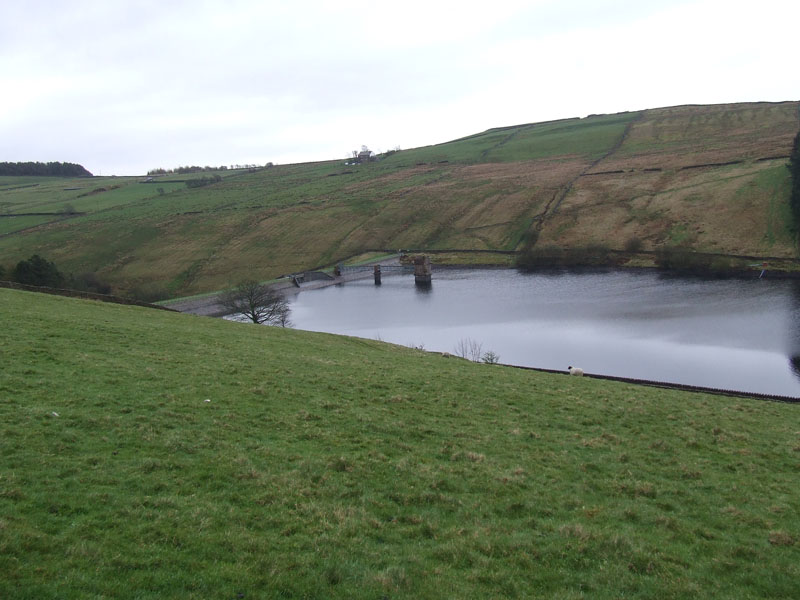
xmin=0 ymin=161 xmax=93 ymax=177
xmin=789 ymin=131 xmax=800 ymax=231
xmin=147 ymin=163 xmax=269 ymax=176
xmin=148 ymin=165 xmax=228 ymax=175
xmin=0 ymin=254 xmax=111 ymax=294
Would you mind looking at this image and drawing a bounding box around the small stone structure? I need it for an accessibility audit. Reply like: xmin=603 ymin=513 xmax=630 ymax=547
xmin=413 ymin=255 xmax=432 ymax=286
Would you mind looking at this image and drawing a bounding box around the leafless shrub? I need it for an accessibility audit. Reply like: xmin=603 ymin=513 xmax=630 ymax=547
xmin=454 ymin=338 xmax=483 ymax=362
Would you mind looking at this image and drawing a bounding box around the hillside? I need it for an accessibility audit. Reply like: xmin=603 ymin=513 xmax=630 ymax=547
xmin=1 ymin=287 xmax=799 ymax=598
xmin=0 ymin=102 xmax=797 ymax=296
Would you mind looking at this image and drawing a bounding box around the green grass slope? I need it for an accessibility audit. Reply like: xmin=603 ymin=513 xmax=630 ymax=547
xmin=0 ymin=102 xmax=797 ymax=296
xmin=1 ymin=288 xmax=799 ymax=598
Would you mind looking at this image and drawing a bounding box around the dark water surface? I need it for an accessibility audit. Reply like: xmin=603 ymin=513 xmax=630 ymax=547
xmin=289 ymin=269 xmax=800 ymax=397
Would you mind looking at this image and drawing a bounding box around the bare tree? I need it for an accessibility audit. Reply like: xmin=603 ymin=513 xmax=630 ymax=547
xmin=454 ymin=338 xmax=483 ymax=362
xmin=221 ymin=279 xmax=291 ymax=326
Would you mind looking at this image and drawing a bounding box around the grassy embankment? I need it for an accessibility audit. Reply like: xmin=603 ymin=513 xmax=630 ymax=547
xmin=2 ymin=288 xmax=799 ymax=598
xmin=0 ymin=102 xmax=797 ymax=296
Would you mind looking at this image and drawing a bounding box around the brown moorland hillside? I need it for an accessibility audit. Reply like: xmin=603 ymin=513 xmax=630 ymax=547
xmin=538 ymin=102 xmax=799 ymax=255
xmin=0 ymin=102 xmax=797 ymax=296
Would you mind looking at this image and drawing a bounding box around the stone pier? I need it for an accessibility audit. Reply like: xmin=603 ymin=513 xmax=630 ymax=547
xmin=414 ymin=255 xmax=432 ymax=286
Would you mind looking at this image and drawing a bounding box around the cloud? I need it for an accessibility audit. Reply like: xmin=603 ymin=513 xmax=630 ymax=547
xmin=1 ymin=0 xmax=797 ymax=175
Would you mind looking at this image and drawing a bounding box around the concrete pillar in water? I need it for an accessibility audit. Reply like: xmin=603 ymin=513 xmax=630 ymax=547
xmin=413 ymin=255 xmax=432 ymax=287
xmin=374 ymin=264 xmax=382 ymax=285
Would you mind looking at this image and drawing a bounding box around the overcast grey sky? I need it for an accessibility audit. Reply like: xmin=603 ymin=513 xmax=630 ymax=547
xmin=2 ymin=0 xmax=798 ymax=175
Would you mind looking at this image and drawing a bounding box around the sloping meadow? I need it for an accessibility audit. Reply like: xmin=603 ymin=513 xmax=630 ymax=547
xmin=1 ymin=288 xmax=798 ymax=598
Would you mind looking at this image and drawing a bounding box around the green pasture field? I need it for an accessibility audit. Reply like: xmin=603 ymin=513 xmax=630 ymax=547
xmin=380 ymin=113 xmax=638 ymax=166
xmin=0 ymin=169 xmax=244 ymax=216
xmin=486 ymin=113 xmax=639 ymax=162
xmin=0 ymin=177 xmax=51 ymax=190
xmin=1 ymin=288 xmax=799 ymax=599
xmin=0 ymin=215 xmax=58 ymax=236
xmin=0 ymin=172 xmax=239 ymax=238
xmin=751 ymin=164 xmax=794 ymax=247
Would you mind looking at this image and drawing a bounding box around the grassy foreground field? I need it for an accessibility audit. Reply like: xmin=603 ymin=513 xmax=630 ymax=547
xmin=0 ymin=102 xmax=797 ymax=297
xmin=2 ymin=288 xmax=799 ymax=598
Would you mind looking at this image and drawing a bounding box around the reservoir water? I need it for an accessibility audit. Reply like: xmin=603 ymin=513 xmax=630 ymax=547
xmin=288 ymin=269 xmax=800 ymax=398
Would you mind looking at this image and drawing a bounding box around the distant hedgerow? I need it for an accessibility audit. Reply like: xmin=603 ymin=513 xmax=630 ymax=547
xmin=516 ymin=244 xmax=612 ymax=270
xmin=185 ymin=175 xmax=222 ymax=189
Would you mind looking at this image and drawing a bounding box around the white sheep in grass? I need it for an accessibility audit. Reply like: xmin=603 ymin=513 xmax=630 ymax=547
xmin=568 ymin=365 xmax=584 ymax=376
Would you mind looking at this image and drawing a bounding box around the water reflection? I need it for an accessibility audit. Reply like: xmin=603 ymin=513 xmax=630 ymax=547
xmin=414 ymin=281 xmax=433 ymax=296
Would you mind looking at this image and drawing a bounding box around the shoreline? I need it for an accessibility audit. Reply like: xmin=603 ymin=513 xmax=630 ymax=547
xmin=158 ymin=265 xmax=800 ymax=401
xmin=167 ymin=259 xmax=402 ymax=317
